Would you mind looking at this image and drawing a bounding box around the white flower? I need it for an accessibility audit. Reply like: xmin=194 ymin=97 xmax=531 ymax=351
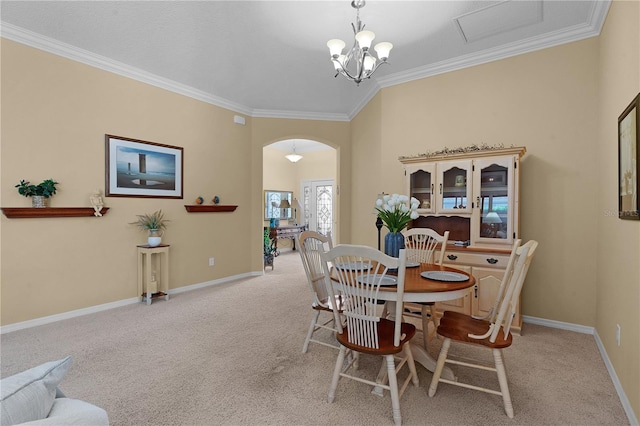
xmin=373 ymin=193 xmax=420 ymax=233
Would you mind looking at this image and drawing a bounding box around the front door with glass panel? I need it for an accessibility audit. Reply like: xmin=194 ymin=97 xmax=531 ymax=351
xmin=301 ymin=179 xmax=334 ymax=237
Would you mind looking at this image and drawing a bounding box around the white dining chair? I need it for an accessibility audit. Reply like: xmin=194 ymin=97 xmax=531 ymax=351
xmin=322 ymin=245 xmax=419 ymax=426
xmin=298 ymin=230 xmax=340 ymax=353
xmin=401 ymin=227 xmax=450 ymax=348
xmin=428 ymin=239 xmax=538 ymax=418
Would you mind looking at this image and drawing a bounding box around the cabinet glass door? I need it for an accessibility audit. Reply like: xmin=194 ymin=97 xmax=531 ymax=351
xmin=474 ymin=157 xmax=515 ymax=243
xmin=438 ymin=160 xmax=472 ymax=214
xmin=407 ymin=165 xmax=435 ymax=214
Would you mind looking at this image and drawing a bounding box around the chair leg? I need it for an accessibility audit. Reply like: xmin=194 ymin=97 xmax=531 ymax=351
xmin=302 ymin=310 xmax=321 ymax=353
xmin=493 ymin=348 xmax=514 ymax=418
xmin=385 ymin=355 xmax=402 ymax=426
xmin=428 ymin=337 xmax=451 ymax=397
xmin=404 ymin=343 xmax=419 ymax=387
xmin=328 ymin=346 xmax=346 ymax=403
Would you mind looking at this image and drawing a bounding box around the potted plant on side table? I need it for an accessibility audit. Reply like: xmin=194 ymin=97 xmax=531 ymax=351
xmin=130 ymin=210 xmax=169 ymax=247
xmin=15 ymin=179 xmax=59 ymax=207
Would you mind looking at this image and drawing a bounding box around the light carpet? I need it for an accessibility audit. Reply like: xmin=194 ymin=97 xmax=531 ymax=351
xmin=1 ymin=251 xmax=629 ymax=425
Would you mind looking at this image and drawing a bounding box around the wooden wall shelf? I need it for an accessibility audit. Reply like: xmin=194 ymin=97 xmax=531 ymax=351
xmin=184 ymin=205 xmax=237 ymax=213
xmin=1 ymin=207 xmax=110 ymax=218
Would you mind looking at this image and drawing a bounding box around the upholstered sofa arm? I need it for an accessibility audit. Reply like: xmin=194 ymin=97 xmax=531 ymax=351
xmin=20 ymin=398 xmax=108 ymax=425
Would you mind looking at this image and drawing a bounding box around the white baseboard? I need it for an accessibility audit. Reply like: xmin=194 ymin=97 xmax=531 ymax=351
xmin=522 ymin=314 xmax=595 ymax=334
xmin=523 ymin=315 xmax=638 ymax=426
xmin=0 ymin=270 xmax=264 ymax=335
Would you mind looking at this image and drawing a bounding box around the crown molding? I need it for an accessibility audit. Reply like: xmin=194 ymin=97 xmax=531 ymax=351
xmin=1 ymin=0 xmax=610 ymax=123
xmin=1 ymin=22 xmax=255 ymax=115
xmin=1 ymin=22 xmax=350 ymax=122
xmin=251 ymin=108 xmax=350 ymax=122
xmin=377 ymin=0 xmax=611 ymax=89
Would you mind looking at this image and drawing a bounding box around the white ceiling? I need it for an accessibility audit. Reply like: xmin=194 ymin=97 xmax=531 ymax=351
xmin=1 ymin=1 xmax=610 ymax=122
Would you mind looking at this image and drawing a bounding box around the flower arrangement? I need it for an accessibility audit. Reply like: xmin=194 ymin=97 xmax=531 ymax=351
xmin=374 ymin=194 xmax=420 ymax=233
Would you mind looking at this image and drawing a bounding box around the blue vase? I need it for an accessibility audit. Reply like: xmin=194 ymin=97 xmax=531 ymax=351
xmin=384 ymin=232 xmax=405 ymax=258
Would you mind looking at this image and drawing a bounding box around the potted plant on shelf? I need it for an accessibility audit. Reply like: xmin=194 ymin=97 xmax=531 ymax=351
xmin=15 ymin=179 xmax=59 ymax=207
xmin=130 ymin=210 xmax=169 ymax=247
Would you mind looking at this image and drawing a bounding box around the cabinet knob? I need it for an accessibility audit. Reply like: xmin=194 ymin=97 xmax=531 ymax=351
xmin=447 ymin=254 xmax=458 ymax=260
xmin=439 ymin=183 xmax=443 ymax=195
xmin=486 ymin=258 xmax=498 ymax=264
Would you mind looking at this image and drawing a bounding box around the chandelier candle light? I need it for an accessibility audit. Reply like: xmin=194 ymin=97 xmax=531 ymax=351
xmin=327 ymin=0 xmax=393 ymax=85
xmin=374 ymin=194 xmax=420 ymax=258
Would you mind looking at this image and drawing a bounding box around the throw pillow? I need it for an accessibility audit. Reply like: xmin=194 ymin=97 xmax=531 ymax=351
xmin=0 ymin=356 xmax=72 ymax=426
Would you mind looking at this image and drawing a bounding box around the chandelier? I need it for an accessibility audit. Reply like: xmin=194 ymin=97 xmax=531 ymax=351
xmin=327 ymin=0 xmax=393 ymax=86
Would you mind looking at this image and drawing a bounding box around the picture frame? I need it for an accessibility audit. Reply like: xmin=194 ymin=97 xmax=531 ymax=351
xmin=618 ymin=93 xmax=639 ymax=220
xmin=105 ymin=134 xmax=183 ymax=198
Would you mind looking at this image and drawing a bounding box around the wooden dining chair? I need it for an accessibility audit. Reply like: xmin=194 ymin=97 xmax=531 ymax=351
xmin=401 ymin=228 xmax=450 ymax=348
xmin=298 ymin=230 xmax=340 ymax=353
xmin=428 ymin=239 xmax=538 ymax=418
xmin=321 ymin=245 xmax=419 ymax=426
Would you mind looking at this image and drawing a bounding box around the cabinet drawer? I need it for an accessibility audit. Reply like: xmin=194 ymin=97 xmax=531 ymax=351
xmin=444 ymin=251 xmax=509 ymax=268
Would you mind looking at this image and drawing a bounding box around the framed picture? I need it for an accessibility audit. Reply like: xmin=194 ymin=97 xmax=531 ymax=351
xmin=618 ymin=93 xmax=639 ymax=220
xmin=105 ymin=134 xmax=183 ymax=198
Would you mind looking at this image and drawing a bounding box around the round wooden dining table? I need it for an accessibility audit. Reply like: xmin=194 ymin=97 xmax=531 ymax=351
xmin=373 ymin=263 xmax=475 ymax=389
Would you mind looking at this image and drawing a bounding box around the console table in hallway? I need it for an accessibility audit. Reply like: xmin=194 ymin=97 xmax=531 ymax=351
xmin=268 ymin=224 xmax=308 ymax=252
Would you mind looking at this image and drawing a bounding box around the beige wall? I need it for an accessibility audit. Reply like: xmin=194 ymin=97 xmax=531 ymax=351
xmin=0 ymin=39 xmax=256 ymax=324
xmin=596 ymin=0 xmax=640 ymax=415
xmin=0 ymin=40 xmax=350 ymax=324
xmin=350 ymin=92 xmax=384 ymax=247
xmin=353 ymin=37 xmax=601 ymax=324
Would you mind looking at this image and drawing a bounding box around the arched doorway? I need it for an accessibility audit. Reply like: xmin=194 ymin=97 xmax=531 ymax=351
xmin=263 ymin=139 xmax=336 ymax=240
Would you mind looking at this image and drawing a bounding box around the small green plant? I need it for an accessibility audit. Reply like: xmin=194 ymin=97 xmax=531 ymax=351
xmin=264 ymin=228 xmax=276 ymax=256
xmin=130 ymin=210 xmax=169 ymax=231
xmin=15 ymin=179 xmax=59 ymax=198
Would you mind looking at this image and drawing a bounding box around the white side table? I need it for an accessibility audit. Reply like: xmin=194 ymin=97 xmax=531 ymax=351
xmin=137 ymin=244 xmax=170 ymax=305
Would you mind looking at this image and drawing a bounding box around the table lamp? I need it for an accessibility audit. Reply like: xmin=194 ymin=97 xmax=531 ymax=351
xmin=484 ymin=211 xmax=502 ymax=238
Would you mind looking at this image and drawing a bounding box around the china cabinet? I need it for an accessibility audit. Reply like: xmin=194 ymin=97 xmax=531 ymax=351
xmin=401 ymin=146 xmax=526 ymax=331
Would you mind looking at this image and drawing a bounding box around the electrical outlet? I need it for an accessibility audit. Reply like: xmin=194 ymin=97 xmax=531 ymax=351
xmin=616 ymin=324 xmax=621 ymax=346
xmin=208 ymin=257 xmax=215 ymax=266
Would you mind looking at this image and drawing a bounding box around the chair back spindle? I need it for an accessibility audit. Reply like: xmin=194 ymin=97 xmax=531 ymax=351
xmin=322 ymin=245 xmax=407 ymax=348
xmin=402 ymin=228 xmax=449 ymax=265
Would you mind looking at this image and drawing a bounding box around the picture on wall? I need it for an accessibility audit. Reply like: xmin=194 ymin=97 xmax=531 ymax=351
xmin=618 ymin=93 xmax=639 ymax=220
xmin=105 ymin=134 xmax=183 ymax=198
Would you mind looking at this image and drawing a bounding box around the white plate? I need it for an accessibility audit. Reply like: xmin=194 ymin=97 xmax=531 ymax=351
xmin=421 ymin=271 xmax=469 ymax=282
xmin=357 ymin=275 xmax=397 ymax=286
xmin=406 ymin=261 xmax=420 ymax=268
xmin=335 ymin=262 xmax=373 ymax=271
